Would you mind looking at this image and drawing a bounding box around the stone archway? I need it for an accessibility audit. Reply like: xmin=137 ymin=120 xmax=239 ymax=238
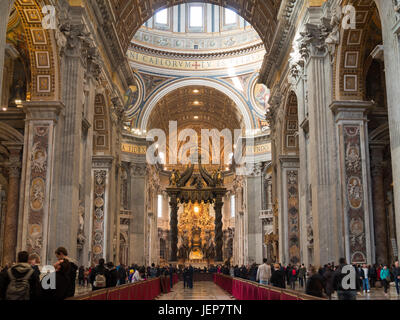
xmin=139 ymin=78 xmax=255 ymax=131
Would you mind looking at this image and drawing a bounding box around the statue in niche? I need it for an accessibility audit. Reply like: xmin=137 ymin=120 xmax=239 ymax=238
xmin=77 ymin=202 xmax=86 ymax=248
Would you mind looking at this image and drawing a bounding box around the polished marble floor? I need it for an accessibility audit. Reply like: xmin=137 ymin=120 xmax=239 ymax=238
xmin=293 ymin=283 xmax=400 ymax=300
xmin=157 ymin=281 xmax=235 ymax=300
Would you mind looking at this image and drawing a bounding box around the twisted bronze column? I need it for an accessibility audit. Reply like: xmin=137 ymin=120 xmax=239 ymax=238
xmin=214 ymin=197 xmax=224 ymax=262
xmin=169 ymin=197 xmax=179 ymax=261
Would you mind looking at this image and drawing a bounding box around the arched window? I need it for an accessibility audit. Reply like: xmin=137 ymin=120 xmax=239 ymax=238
xmin=231 ymin=195 xmax=236 ymax=218
xmin=189 ymin=5 xmax=204 ymax=28
xmin=157 ymin=194 xmax=163 ymax=218
xmin=155 ymin=8 xmax=168 ymax=25
xmin=224 ymin=8 xmax=237 ymax=25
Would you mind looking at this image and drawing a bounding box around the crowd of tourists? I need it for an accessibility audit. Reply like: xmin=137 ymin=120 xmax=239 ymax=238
xmin=1 ymin=248 xmax=400 ymax=301
xmin=216 ymin=258 xmax=400 ymax=300
xmin=0 ymin=251 xmax=179 ymax=300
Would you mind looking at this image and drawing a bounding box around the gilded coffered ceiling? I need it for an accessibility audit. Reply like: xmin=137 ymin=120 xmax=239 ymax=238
xmin=147 ymin=86 xmax=243 ymax=134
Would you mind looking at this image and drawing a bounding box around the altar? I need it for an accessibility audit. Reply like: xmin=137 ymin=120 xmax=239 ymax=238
xmin=166 ymin=160 xmax=227 ymax=263
xmin=177 ymin=202 xmax=216 ymax=265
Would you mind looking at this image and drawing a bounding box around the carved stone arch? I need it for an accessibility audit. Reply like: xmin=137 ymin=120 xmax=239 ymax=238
xmin=93 ymin=93 xmax=111 ymax=154
xmin=333 ymin=0 xmax=382 ymax=101
xmin=9 ymin=0 xmax=60 ymax=101
xmin=0 ymin=122 xmax=24 ymax=144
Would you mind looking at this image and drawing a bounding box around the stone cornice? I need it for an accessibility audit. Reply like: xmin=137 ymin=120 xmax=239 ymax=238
xmin=128 ymin=42 xmax=265 ymax=60
xmin=259 ymin=0 xmax=302 ymax=87
xmin=92 ymin=155 xmax=114 ymax=169
xmin=329 ymin=100 xmax=376 ymax=114
xmin=22 ymin=101 xmax=64 ymax=122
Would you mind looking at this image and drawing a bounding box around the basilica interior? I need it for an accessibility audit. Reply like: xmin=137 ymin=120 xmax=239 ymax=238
xmin=0 ymin=0 xmax=400 ymax=274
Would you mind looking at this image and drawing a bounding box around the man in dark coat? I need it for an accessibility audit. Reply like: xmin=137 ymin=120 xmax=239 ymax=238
xmin=106 ymin=262 xmax=118 ymax=287
xmin=306 ymin=266 xmax=325 ymax=298
xmin=188 ymin=265 xmax=194 ymax=289
xmin=54 ymin=247 xmax=78 ymax=298
xmin=323 ymin=265 xmax=334 ymax=299
xmin=333 ymin=258 xmax=360 ymax=300
xmin=270 ymin=264 xmax=286 ymax=289
xmin=117 ymin=263 xmax=127 ymax=285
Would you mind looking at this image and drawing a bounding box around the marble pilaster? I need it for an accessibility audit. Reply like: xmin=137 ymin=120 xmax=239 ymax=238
xmin=129 ymin=163 xmax=146 ymax=265
xmin=279 ymin=156 xmax=300 ymax=265
xmin=90 ymin=156 xmax=113 ymax=264
xmin=2 ymin=143 xmax=22 ymax=264
xmin=21 ymin=101 xmax=63 ymax=264
xmin=330 ymin=101 xmax=375 ymax=264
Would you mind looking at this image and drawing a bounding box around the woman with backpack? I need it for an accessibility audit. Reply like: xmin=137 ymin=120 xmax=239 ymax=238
xmin=89 ymin=259 xmax=108 ymax=291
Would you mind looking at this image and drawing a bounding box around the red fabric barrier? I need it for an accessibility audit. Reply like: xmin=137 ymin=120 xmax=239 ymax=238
xmin=214 ymin=274 xmax=323 ymax=301
xmin=257 ymin=287 xmax=269 ymax=300
xmin=90 ymin=291 xmax=107 ymax=300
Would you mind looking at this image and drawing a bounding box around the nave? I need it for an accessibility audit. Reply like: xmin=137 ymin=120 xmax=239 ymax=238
xmin=157 ymin=282 xmax=234 ymax=301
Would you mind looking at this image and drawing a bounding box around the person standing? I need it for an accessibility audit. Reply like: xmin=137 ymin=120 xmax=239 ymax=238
xmin=333 ymin=258 xmax=359 ymax=300
xmin=270 ymin=263 xmax=286 ymax=289
xmin=0 ymin=251 xmax=41 ymax=300
xmin=393 ymin=261 xmax=400 ymax=295
xmin=117 ymin=263 xmax=127 ymax=285
xmin=323 ymin=265 xmax=334 ymax=300
xmin=305 ymin=266 xmax=325 ymax=298
xmin=183 ymin=267 xmax=189 ymax=289
xmin=130 ymin=265 xmax=142 ymax=283
xmin=360 ymin=264 xmax=370 ymax=293
xmin=298 ymin=264 xmax=306 ymax=288
xmin=290 ymin=266 xmax=298 ymax=290
xmin=188 ymin=265 xmax=194 ymax=289
xmin=89 ymin=258 xmax=108 ymax=291
xmin=380 ymin=265 xmax=391 ymax=297
xmin=256 ymin=259 xmax=271 ymax=285
xmin=106 ymin=262 xmax=118 ymax=288
xmin=78 ymin=266 xmax=85 ymax=286
xmin=55 ymin=247 xmax=78 ymax=298
xmin=149 ymin=263 xmax=158 ymax=278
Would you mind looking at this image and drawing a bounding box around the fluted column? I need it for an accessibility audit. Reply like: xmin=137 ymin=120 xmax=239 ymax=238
xmin=374 ymin=0 xmax=400 ymax=263
xmin=2 ymin=144 xmax=22 ymax=264
xmin=169 ymin=195 xmax=178 ymax=262
xmin=214 ymin=194 xmax=224 ymax=262
xmin=52 ymin=8 xmax=88 ymax=261
xmin=370 ymin=144 xmax=389 ymax=264
xmin=298 ymin=10 xmax=341 ymax=266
